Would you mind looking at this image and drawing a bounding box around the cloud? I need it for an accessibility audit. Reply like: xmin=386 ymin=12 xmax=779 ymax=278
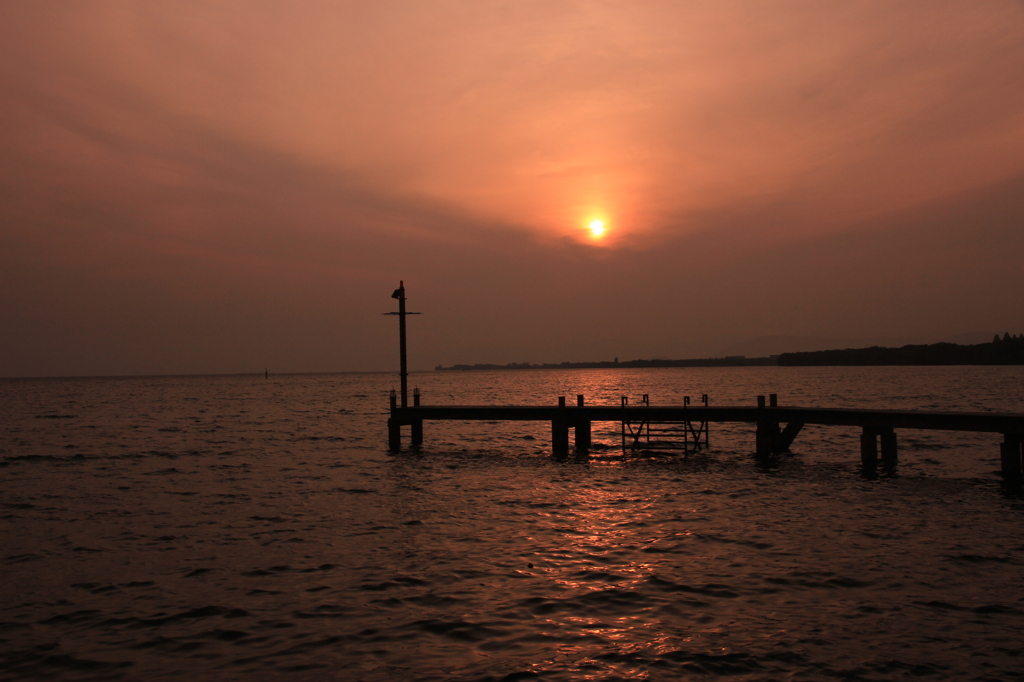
xmin=1 ymin=1 xmax=1023 ymax=375
xmin=8 ymin=2 xmax=1023 ymax=241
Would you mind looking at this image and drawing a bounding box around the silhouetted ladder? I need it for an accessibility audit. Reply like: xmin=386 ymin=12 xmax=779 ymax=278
xmin=621 ymin=394 xmax=710 ymax=453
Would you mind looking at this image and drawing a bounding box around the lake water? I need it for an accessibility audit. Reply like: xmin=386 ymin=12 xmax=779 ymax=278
xmin=2 ymin=366 xmax=1024 ymax=680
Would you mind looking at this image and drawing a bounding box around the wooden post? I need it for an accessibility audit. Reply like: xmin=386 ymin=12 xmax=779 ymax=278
xmin=620 ymin=396 xmax=626 ymax=451
xmin=410 ymin=388 xmax=422 ymax=447
xmin=576 ymin=421 xmax=591 ymax=453
xmin=1000 ymin=433 xmax=1023 ymax=484
xmin=552 ymin=396 xmax=569 ymax=457
xmin=755 ymin=396 xmax=768 ymax=456
xmin=880 ymin=428 xmax=897 ymax=472
xmin=769 ymin=393 xmax=778 ymax=407
xmin=575 ymin=394 xmax=591 ymax=454
xmin=756 ymin=395 xmax=780 ymax=455
xmin=702 ymin=394 xmax=710 ymax=447
xmin=755 ymin=423 xmax=781 ymax=455
xmin=768 ymin=424 xmax=783 ymax=454
xmin=388 ymin=390 xmax=401 ymax=451
xmin=388 ymin=420 xmax=402 ymax=452
xmin=861 ymin=428 xmax=878 ymax=477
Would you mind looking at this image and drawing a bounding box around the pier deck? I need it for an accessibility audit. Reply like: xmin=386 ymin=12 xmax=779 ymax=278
xmin=387 ymin=395 xmax=1024 ymax=484
xmin=395 ymin=404 xmax=1024 ymax=432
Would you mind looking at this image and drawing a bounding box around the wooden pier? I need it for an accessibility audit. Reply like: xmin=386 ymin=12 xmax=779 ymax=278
xmin=387 ymin=392 xmax=1024 ymax=484
xmin=382 ymin=282 xmax=1024 ymax=486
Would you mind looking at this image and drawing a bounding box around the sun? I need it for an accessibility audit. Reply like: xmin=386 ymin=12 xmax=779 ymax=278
xmin=579 ymin=212 xmax=612 ymax=244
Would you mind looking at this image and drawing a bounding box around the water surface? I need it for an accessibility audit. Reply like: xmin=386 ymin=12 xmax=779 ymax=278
xmin=2 ymin=367 xmax=1023 ymax=680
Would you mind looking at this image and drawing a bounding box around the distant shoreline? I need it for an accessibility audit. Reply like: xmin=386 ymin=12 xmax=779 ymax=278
xmin=436 ymin=335 xmax=1024 ymax=370
xmin=436 ymin=357 xmax=779 ymax=370
xmin=777 ymin=335 xmax=1024 ymax=366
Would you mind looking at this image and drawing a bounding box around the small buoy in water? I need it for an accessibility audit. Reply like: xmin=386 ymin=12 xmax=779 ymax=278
xmin=527 ymin=562 xmax=534 ymax=569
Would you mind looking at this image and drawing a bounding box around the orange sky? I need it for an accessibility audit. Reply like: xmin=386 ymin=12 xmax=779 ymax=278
xmin=2 ymin=1 xmax=1024 ymax=375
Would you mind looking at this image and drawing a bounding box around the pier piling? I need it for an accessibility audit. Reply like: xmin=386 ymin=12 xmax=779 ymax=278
xmin=552 ymin=396 xmax=569 ymax=457
xmin=860 ymin=428 xmax=879 ymax=476
xmin=860 ymin=427 xmax=899 ymax=477
xmin=388 ymin=390 xmax=401 ymax=452
xmin=880 ymin=428 xmax=898 ymax=471
xmin=1001 ymin=433 xmax=1023 ymax=486
xmin=756 ymin=395 xmax=781 ymax=457
xmin=575 ymin=395 xmax=591 ymax=454
xmin=410 ymin=388 xmax=423 ymax=448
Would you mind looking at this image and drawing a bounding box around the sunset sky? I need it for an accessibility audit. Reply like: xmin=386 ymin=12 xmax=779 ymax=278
xmin=2 ymin=1 xmax=1024 ymax=377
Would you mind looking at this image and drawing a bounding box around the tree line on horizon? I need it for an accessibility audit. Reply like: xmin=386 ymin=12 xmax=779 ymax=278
xmin=435 ymin=334 xmax=1024 ymax=370
xmin=776 ymin=333 xmax=1024 ymax=366
xmin=435 ymin=356 xmax=777 ymax=371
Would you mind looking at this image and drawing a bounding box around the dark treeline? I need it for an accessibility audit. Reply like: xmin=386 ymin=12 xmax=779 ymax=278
xmin=435 ymin=357 xmax=777 ymax=371
xmin=778 ymin=334 xmax=1024 ymax=366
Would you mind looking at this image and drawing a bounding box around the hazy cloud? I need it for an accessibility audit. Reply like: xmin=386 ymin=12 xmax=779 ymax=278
xmin=2 ymin=1 xmax=1023 ymax=375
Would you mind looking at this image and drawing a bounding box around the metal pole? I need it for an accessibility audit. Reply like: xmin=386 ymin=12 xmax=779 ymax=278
xmin=384 ymin=282 xmax=419 ymax=408
xmin=397 ymin=282 xmax=408 ymax=408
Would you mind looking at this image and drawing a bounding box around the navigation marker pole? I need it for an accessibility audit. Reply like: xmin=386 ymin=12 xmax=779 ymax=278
xmin=383 ymin=280 xmax=421 ymax=409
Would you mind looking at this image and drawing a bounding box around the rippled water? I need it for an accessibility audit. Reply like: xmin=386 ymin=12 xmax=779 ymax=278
xmin=2 ymin=366 xmax=1024 ymax=680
